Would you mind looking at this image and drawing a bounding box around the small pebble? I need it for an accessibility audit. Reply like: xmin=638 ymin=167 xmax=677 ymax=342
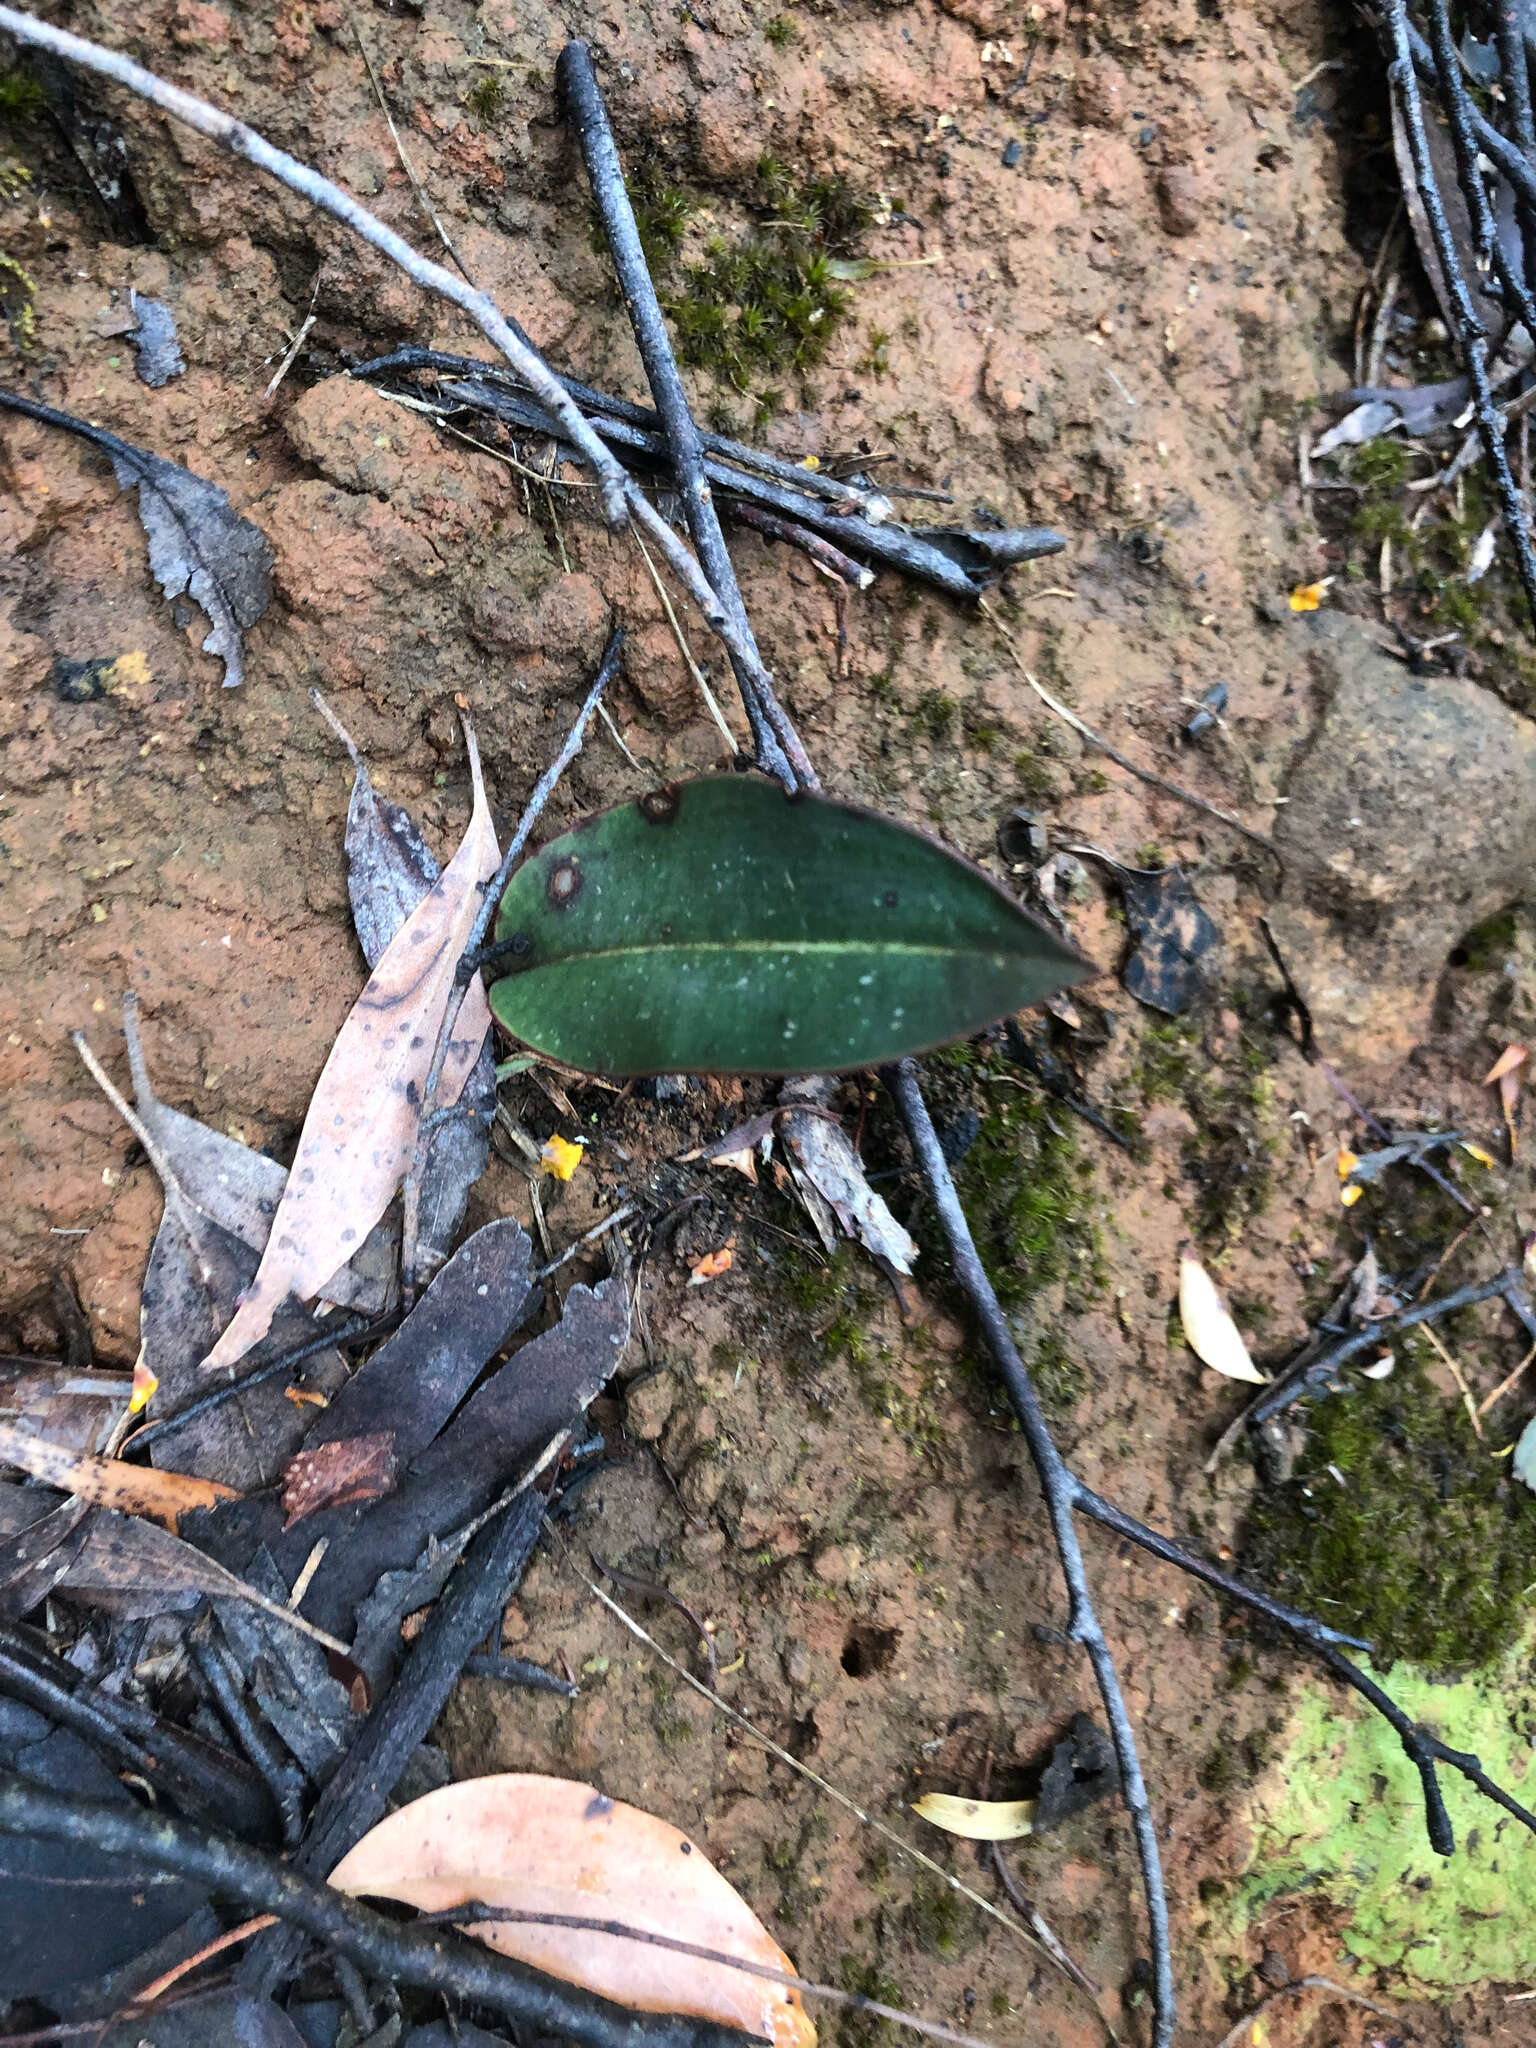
xmin=1002 ymin=139 xmax=1021 ymax=168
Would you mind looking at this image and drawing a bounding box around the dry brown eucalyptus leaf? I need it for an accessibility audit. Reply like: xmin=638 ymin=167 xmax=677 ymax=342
xmin=0 ymin=1424 xmax=235 ymax=1531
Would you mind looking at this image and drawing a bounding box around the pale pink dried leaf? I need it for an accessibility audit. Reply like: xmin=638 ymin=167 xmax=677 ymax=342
xmin=328 ymin=1774 xmax=815 ymax=2048
xmin=199 ymin=727 xmax=498 ymax=1374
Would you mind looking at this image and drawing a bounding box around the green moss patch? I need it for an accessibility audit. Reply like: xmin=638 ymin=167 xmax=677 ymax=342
xmin=1244 ymin=1363 xmax=1536 ymax=1672
xmin=1237 ymin=1646 xmax=1536 ymax=1992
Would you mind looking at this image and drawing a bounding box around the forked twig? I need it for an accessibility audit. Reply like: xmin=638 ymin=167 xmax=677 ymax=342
xmin=887 ymin=1059 xmax=1175 ymax=2048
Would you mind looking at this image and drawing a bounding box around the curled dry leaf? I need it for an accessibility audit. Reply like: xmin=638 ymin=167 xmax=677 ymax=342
xmin=318 ymin=693 xmax=496 ymax=1279
xmin=328 ymin=1774 xmax=815 ymax=2048
xmin=1483 ymin=1045 xmax=1529 ymax=1086
xmin=199 ymin=725 xmax=499 ymax=1375
xmin=0 ymin=1423 xmax=235 ymax=1531
xmin=1177 ymin=1252 xmax=1267 ymax=1385
xmin=779 ymin=1077 xmax=916 ymax=1276
xmin=911 ymin=1792 xmax=1035 ymax=1841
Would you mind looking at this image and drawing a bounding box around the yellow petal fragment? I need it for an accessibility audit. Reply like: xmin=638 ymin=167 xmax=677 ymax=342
xmin=912 ymin=1792 xmax=1036 ymax=1842
xmin=540 ymin=1134 xmax=585 ymax=1181
xmin=1289 ymin=579 xmax=1331 ymax=612
xmin=129 ymin=1357 xmax=158 ymax=1416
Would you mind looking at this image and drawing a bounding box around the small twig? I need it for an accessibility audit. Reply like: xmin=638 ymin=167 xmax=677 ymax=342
xmin=1478 ymin=1336 xmax=1536 ymax=1416
xmin=130 ymin=1914 xmax=278 ymax=2008
xmin=590 ymin=1552 xmax=719 ymax=1686
xmin=988 ymin=1846 xmax=1102 ymax=2001
xmin=723 ymin=500 xmax=876 ymax=589
xmin=423 ymin=1903 xmax=1000 ymax=2048
xmin=0 ymin=1771 xmax=756 ymax=2048
xmin=400 ymin=630 xmax=623 ymax=1290
xmin=1212 ymin=1974 xmax=1399 ymax=2048
xmin=1419 ymin=1321 xmax=1483 ymax=1437
xmin=630 ymin=524 xmax=743 ymax=756
xmin=1247 ymin=1270 xmax=1519 ymax=1426
xmin=982 ymin=600 xmax=1280 ymax=862
xmin=558 ymin=40 xmax=815 ymax=793
xmin=351 ymin=13 xmax=472 ymax=284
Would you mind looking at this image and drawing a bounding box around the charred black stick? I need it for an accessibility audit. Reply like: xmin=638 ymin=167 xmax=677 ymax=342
xmin=125 ymin=1311 xmax=390 ymax=1458
xmin=359 ymin=343 xmax=901 ymax=516
xmin=1423 ymin=0 xmax=1536 ymax=344
xmin=242 ymin=1484 xmax=546 ymax=1993
xmin=886 ymin=1058 xmax=1176 ymax=2048
xmin=721 ymin=501 xmax=875 ymax=589
xmin=351 ymin=346 xmax=903 ymax=516
xmin=0 ymin=1771 xmax=756 ymax=2048
xmin=558 ymin=40 xmax=813 ymax=794
xmin=0 ymin=1621 xmax=274 ymax=1840
xmin=189 ymin=1617 xmax=306 ymax=1847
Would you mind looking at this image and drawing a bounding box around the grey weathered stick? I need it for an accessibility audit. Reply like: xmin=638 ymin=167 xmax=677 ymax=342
xmin=887 ymin=1058 xmax=1176 ymax=2048
xmin=723 ymin=500 xmax=876 ymax=589
xmin=0 ymin=7 xmax=803 ymax=730
xmin=557 ymin=40 xmax=815 ymax=793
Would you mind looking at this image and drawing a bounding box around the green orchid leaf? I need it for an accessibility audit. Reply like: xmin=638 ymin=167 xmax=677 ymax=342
xmin=489 ymin=776 xmax=1089 ymax=1076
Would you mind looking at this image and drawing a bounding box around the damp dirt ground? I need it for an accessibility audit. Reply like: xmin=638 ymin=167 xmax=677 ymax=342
xmin=3 ymin=1 xmax=1536 ymax=2043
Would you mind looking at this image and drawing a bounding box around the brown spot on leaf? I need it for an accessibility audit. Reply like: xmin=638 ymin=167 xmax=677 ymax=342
xmin=547 ymin=858 xmax=584 ymax=910
xmin=637 ymin=783 xmax=682 ymax=825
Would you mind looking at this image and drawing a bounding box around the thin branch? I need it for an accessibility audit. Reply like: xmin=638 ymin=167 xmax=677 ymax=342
xmin=400 ymin=629 xmax=623 ymax=1288
xmin=1246 ymin=1270 xmax=1519 ymax=1426
xmin=889 ymin=1056 xmax=1536 ymax=1882
xmin=1212 ymin=1975 xmax=1399 ymax=2048
xmin=887 ymin=1058 xmax=1175 ymax=2048
xmin=429 ymin=1904 xmax=1000 ymax=2048
xmin=0 ymin=7 xmax=807 ymax=749
xmin=0 ymin=1771 xmax=757 ymax=2048
xmin=557 ymin=41 xmax=815 ymax=792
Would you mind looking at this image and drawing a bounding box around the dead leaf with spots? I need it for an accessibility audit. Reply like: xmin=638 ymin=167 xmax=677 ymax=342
xmin=328 ymin=1774 xmax=815 ymax=2048
xmin=282 ymin=1434 xmax=398 ymax=1529
xmin=199 ymin=723 xmax=499 ymax=1376
xmin=0 ymin=1423 xmax=235 ymax=1531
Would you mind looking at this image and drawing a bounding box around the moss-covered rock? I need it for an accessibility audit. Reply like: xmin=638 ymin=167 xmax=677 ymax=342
xmin=1243 ymin=1363 xmax=1536 ymax=1672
